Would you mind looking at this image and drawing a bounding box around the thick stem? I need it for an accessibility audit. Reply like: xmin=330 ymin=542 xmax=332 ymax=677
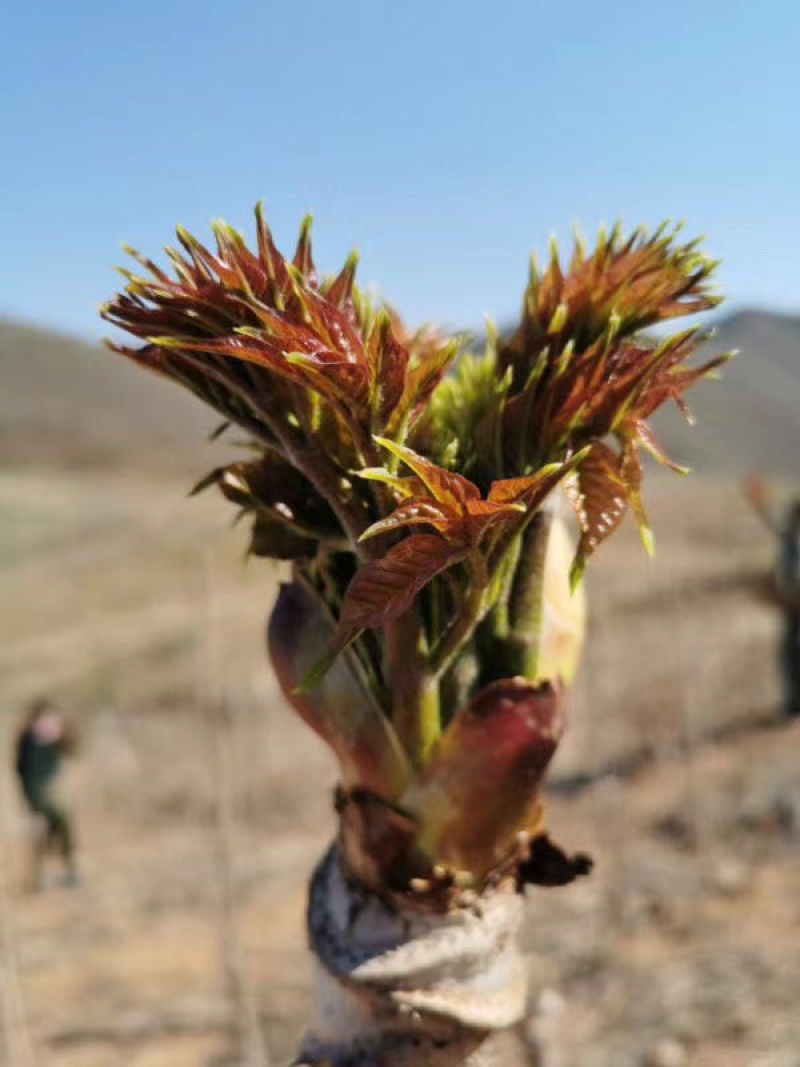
xmin=295 ymin=846 xmax=537 ymax=1067
xmin=430 ymin=557 xmax=488 ymax=680
xmin=504 ymin=510 xmax=554 ymax=678
xmin=478 ymin=511 xmax=553 ymax=686
xmin=386 ymin=611 xmax=440 ymax=768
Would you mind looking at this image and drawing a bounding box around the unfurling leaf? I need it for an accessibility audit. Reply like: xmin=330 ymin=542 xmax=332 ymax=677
xmin=403 ymin=679 xmax=564 ymax=877
xmin=375 ymin=437 xmax=480 ymax=509
xmin=502 ymin=223 xmax=720 ymax=391
xmin=565 ymin=442 xmax=631 ymax=588
xmin=385 ymin=332 xmax=460 ymax=436
xmin=366 ymin=313 xmax=409 ymax=424
xmin=292 ymin=214 xmax=317 ymax=284
xmin=103 ymin=209 xmax=461 ymax=549
xmin=493 ymin=225 xmax=729 ymax=506
xmin=268 ymin=579 xmax=412 ymax=799
xmin=337 ymin=534 xmax=466 ymax=646
xmin=630 ymin=418 xmax=689 ymax=474
xmin=359 ymin=499 xmax=454 ymax=541
xmin=369 ymin=440 xmax=571 ymax=553
xmin=618 ymin=437 xmax=654 ymax=556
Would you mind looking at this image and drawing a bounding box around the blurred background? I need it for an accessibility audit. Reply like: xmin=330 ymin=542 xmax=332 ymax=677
xmin=1 ymin=2 xmax=799 ymax=1065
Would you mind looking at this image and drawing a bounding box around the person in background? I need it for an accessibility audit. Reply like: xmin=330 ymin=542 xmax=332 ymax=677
xmin=14 ymin=697 xmax=79 ymax=889
xmin=744 ymin=478 xmax=800 ymax=719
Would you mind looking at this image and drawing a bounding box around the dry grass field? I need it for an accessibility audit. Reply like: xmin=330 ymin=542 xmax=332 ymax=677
xmin=2 ymin=318 xmax=799 ymax=1066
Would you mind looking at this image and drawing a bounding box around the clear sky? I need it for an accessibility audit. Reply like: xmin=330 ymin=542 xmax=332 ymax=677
xmin=2 ymin=0 xmax=798 ymax=342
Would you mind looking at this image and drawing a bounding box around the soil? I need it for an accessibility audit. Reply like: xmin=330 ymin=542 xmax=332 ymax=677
xmin=1 ymin=468 xmax=799 ymax=1067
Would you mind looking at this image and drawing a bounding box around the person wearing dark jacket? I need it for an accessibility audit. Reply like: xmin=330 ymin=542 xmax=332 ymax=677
xmin=14 ymin=698 xmax=78 ymax=889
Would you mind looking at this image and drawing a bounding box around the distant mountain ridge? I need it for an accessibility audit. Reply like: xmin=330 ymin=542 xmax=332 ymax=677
xmin=652 ymin=309 xmax=800 ymax=478
xmin=0 ymin=319 xmax=218 ymax=476
xmin=1 ymin=310 xmax=798 ymax=478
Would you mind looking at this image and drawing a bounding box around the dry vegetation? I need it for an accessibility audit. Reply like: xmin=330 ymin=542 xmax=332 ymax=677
xmin=2 ymin=467 xmax=798 ymax=1067
xmin=2 ymin=316 xmax=799 ymax=1066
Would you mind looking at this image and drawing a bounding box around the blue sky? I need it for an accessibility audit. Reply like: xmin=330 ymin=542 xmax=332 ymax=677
xmin=2 ymin=0 xmax=798 ymax=341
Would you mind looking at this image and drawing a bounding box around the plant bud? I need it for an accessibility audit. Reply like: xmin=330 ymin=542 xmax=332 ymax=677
xmin=403 ymin=678 xmax=564 ymax=878
xmin=268 ymin=580 xmax=411 ymax=799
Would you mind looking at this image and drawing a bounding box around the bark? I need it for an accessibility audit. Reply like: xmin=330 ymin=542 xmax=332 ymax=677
xmin=294 ymin=846 xmax=540 ymax=1066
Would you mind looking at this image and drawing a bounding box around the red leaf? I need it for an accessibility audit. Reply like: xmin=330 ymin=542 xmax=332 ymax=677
xmin=404 ymin=679 xmax=564 ymax=876
xmin=462 ymin=498 xmax=525 ymax=541
xmin=375 ymin=437 xmax=480 ymax=509
xmin=464 ymin=498 xmax=522 ymax=519
xmin=339 ymin=533 xmax=465 ymax=640
xmin=104 ymin=210 xmax=387 ymax=466
xmin=326 ymin=251 xmax=358 ymax=310
xmin=360 ymin=498 xmax=456 ymax=541
xmin=301 ymin=285 xmax=365 ymax=363
xmin=497 ymin=225 xmax=723 ymax=483
xmin=618 ymin=437 xmax=654 ymax=555
xmin=565 ymin=441 xmax=630 ymax=584
xmin=284 ymin=351 xmax=372 ymax=411
xmin=292 ymin=214 xmax=317 ymax=285
xmin=268 ymin=580 xmax=411 ymax=798
xmin=487 ymin=462 xmax=567 ymax=507
xmin=385 ymin=336 xmax=459 ymax=435
xmin=627 ymin=418 xmax=689 ymax=474
xmin=366 ymin=315 xmax=409 ymax=423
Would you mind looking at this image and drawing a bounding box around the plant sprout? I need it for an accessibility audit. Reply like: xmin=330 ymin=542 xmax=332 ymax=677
xmin=102 ymin=210 xmax=727 ymax=1060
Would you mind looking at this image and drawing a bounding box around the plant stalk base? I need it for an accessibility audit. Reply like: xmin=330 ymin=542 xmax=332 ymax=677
xmin=294 ymin=846 xmax=539 ymax=1066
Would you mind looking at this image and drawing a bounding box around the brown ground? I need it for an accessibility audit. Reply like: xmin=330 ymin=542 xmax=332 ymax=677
xmin=1 ymin=465 xmax=799 ymax=1067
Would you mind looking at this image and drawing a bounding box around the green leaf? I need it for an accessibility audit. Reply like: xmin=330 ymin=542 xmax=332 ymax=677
xmin=375 ymin=437 xmax=480 ymax=508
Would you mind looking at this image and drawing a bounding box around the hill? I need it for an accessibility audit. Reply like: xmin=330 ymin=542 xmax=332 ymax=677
xmin=0 ymin=320 xmax=218 ymax=477
xmin=2 ymin=469 xmax=798 ymax=1067
xmin=2 ymin=310 xmax=799 ymax=1063
xmin=653 ymin=309 xmax=800 ymax=478
xmin=2 ymin=309 xmax=799 ymax=480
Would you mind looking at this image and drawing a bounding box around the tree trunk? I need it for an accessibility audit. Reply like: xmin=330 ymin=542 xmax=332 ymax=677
xmin=294 ymin=846 xmax=540 ymax=1066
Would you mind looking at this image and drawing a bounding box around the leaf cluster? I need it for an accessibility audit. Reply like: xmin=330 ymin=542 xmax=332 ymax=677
xmin=102 ymin=207 xmax=460 ymax=553
xmin=420 ymin=223 xmax=729 ymax=583
xmin=103 ymin=209 xmax=727 ymax=715
xmin=103 ymin=210 xmax=728 ymax=889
